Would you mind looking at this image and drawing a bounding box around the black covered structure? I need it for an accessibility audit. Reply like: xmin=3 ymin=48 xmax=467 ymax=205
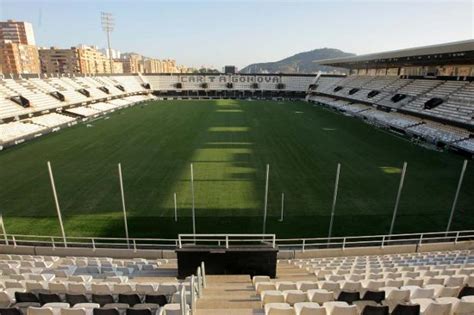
xmin=176 ymin=234 xmax=278 ymax=279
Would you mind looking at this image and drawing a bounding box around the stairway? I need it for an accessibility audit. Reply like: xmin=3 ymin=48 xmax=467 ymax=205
xmin=196 ymin=275 xmax=263 ymax=315
xmin=275 ymin=260 xmax=318 ymax=282
xmin=195 ymin=261 xmax=317 ymax=314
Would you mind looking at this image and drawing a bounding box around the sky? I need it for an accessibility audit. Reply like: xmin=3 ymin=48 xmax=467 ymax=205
xmin=1 ymin=0 xmax=473 ymax=69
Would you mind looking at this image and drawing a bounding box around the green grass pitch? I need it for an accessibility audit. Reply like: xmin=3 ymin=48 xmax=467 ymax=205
xmin=0 ymin=99 xmax=472 ymax=239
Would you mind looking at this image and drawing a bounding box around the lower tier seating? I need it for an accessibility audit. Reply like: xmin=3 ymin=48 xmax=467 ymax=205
xmin=452 ymin=139 xmax=474 ymax=154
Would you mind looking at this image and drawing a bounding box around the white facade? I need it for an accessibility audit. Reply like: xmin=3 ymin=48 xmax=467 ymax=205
xmin=100 ymin=48 xmax=121 ymax=59
xmin=23 ymin=22 xmax=36 ymax=45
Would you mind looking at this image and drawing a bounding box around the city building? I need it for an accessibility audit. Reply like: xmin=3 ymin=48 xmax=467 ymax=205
xmin=0 ymin=41 xmax=40 ymax=74
xmin=0 ymin=20 xmax=36 ymax=45
xmin=120 ymin=53 xmax=143 ymax=73
xmin=39 ymin=45 xmax=111 ymax=74
xmin=0 ymin=20 xmax=40 ymax=74
xmin=100 ymin=48 xmax=121 ymax=59
xmin=113 ymin=60 xmax=124 ymax=74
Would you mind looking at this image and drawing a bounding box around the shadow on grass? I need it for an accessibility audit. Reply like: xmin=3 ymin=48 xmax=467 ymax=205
xmin=4 ymin=212 xmax=472 ymax=240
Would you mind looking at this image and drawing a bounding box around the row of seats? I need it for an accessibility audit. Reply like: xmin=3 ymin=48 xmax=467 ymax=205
xmin=0 ymin=76 xmax=147 ymax=120
xmin=452 ymin=138 xmax=474 ymax=153
xmin=311 ymin=76 xmax=473 ymax=127
xmin=2 ymin=301 xmax=187 ymax=315
xmin=258 ymin=251 xmax=474 ymax=314
xmin=260 ymin=278 xmax=474 ymax=314
xmin=257 ymin=285 xmax=474 ymax=304
xmin=255 ymin=279 xmax=473 ymax=295
xmin=7 ymin=291 xmax=173 ymax=307
xmin=0 ymin=254 xmax=169 ymax=278
xmin=263 ymin=298 xmax=474 ymax=315
xmin=406 ymin=123 xmax=470 ymax=144
xmin=0 ymin=95 xmax=155 ymax=146
xmin=0 ymin=282 xmax=182 ymax=297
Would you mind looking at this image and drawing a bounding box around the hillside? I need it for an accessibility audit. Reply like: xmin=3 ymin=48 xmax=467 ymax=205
xmin=240 ymin=48 xmax=355 ymax=74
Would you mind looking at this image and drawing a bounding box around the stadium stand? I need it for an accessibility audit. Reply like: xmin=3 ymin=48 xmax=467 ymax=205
xmin=0 ymin=73 xmax=313 ymax=149
xmin=452 ymin=138 xmax=474 ymax=154
xmin=0 ymin=254 xmax=195 ymax=315
xmin=406 ymin=122 xmax=470 ymax=144
xmin=1 ymin=51 xmax=473 ymax=157
xmin=258 ymin=249 xmax=474 ymax=315
xmin=0 ymin=75 xmax=159 ymax=149
xmin=29 ymin=113 xmax=77 ymax=128
xmin=0 ymin=246 xmax=472 ymax=315
xmin=308 ymin=40 xmax=474 ymax=156
xmin=310 ymin=85 xmax=473 ymax=154
xmin=0 ymin=121 xmax=45 ymax=143
xmin=2 ymin=79 xmax=63 ymax=111
xmin=65 ymin=106 xmax=102 ymax=118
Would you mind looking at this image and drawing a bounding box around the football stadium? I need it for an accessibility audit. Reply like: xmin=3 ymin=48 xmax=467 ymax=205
xmin=0 ymin=1 xmax=473 ymax=315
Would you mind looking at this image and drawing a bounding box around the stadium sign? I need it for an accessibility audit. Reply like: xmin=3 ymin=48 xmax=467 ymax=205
xmin=179 ymin=75 xmax=281 ymax=83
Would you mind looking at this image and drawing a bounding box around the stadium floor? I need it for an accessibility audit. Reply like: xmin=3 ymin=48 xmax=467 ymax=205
xmin=0 ymin=99 xmax=472 ymax=238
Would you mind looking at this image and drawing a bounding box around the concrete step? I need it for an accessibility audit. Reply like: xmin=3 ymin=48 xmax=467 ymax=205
xmin=206 ymin=275 xmax=252 ymax=283
xmin=203 ymin=288 xmax=256 ymax=296
xmin=197 ymin=299 xmax=262 ymax=309
xmin=275 ymin=275 xmax=319 ymax=281
xmin=196 ymin=275 xmax=263 ymax=312
xmin=196 ymin=309 xmax=264 ymax=315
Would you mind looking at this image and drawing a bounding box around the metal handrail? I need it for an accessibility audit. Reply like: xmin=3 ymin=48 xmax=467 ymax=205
xmin=178 ymin=234 xmax=277 ymax=249
xmin=0 ymin=230 xmax=473 ymax=251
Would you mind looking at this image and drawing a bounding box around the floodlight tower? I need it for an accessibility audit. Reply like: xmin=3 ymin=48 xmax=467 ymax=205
xmin=101 ymin=12 xmax=115 ymax=74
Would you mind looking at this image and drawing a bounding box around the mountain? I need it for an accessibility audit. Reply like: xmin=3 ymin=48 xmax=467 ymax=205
xmin=240 ymin=48 xmax=355 ymax=74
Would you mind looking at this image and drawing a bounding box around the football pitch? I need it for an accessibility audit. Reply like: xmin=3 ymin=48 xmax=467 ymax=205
xmin=0 ymin=99 xmax=472 ymax=239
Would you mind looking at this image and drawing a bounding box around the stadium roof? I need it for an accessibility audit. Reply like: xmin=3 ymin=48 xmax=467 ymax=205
xmin=317 ymin=40 xmax=474 ymax=68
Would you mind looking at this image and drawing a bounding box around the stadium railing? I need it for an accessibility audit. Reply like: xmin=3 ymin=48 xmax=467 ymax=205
xmin=0 ymin=230 xmax=473 ymax=251
xmin=177 ymin=234 xmax=277 ymax=249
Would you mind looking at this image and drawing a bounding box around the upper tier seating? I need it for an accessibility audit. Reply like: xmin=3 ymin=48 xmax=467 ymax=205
xmin=313 ymin=76 xmax=473 ymax=127
xmin=41 ymin=78 xmax=90 ymax=105
xmin=396 ymin=80 xmax=443 ymax=97
xmin=1 ymin=79 xmax=63 ymax=112
xmin=281 ymin=76 xmax=315 ymax=91
xmin=0 ymin=98 xmax=26 ymax=120
xmin=312 ymin=77 xmax=344 ymax=94
xmin=89 ymin=77 xmax=125 ymax=96
xmin=111 ymin=76 xmax=145 ymax=94
xmin=376 ymin=80 xmax=442 ymax=109
xmin=403 ymin=81 xmax=472 ymax=124
xmin=68 ymin=78 xmax=109 ymax=100
xmin=145 ymin=75 xmax=180 ymax=91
